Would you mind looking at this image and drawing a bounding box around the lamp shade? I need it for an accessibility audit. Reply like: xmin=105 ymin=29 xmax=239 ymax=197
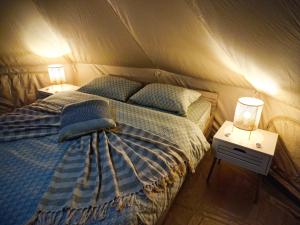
xmin=48 ymin=64 xmax=66 ymax=84
xmin=233 ymin=97 xmax=264 ymax=131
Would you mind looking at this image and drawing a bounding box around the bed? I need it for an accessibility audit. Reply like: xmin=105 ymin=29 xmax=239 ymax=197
xmin=0 ymin=83 xmax=217 ymax=225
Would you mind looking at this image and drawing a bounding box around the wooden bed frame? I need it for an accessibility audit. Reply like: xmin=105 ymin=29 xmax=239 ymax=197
xmin=156 ymin=90 xmax=218 ymax=225
xmin=199 ymin=90 xmax=218 ymax=139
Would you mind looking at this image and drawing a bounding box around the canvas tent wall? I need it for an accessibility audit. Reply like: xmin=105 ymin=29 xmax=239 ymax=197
xmin=0 ymin=0 xmax=299 ymax=200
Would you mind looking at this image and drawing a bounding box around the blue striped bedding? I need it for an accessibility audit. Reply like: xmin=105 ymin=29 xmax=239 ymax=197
xmin=0 ymin=91 xmax=209 ymax=225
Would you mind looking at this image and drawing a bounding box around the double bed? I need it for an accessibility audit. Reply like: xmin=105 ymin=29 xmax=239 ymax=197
xmin=0 ymin=77 xmax=217 ymax=225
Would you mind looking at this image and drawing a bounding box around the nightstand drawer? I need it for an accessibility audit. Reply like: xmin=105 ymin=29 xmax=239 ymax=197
xmin=213 ymin=141 xmax=272 ymax=175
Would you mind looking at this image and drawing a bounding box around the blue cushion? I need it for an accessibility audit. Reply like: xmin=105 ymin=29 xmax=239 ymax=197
xmin=59 ymin=118 xmax=116 ymax=142
xmin=59 ymin=99 xmax=116 ymax=142
xmin=78 ymin=76 xmax=143 ymax=102
xmin=129 ymin=83 xmax=201 ymax=116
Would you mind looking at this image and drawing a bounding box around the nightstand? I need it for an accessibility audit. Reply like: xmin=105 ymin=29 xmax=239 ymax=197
xmin=207 ymin=121 xmax=278 ymax=202
xmin=37 ymin=84 xmax=79 ymax=99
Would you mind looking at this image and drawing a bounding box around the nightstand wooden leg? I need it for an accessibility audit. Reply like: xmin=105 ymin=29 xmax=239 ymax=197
xmin=254 ymin=175 xmax=263 ymax=203
xmin=207 ymin=157 xmax=217 ymax=183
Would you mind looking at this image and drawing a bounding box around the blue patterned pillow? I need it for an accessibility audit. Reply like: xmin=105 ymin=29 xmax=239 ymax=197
xmin=59 ymin=99 xmax=116 ymax=142
xmin=78 ymin=76 xmax=143 ymax=102
xmin=129 ymin=83 xmax=201 ymax=116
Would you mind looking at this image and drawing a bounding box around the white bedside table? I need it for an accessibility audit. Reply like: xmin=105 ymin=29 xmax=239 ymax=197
xmin=207 ymin=121 xmax=278 ymax=202
xmin=37 ymin=84 xmax=79 ymax=99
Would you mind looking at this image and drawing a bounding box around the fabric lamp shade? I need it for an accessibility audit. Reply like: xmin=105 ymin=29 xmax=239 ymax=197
xmin=233 ymin=97 xmax=264 ymax=131
xmin=48 ymin=64 xmax=66 ymax=84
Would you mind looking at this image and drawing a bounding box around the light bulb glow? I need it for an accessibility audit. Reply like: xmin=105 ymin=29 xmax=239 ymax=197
xmin=209 ymin=37 xmax=279 ymax=96
xmin=243 ymin=111 xmax=251 ymax=119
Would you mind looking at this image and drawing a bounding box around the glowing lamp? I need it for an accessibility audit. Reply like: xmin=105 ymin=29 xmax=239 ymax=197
xmin=233 ymin=97 xmax=264 ymax=131
xmin=48 ymin=64 xmax=66 ymax=85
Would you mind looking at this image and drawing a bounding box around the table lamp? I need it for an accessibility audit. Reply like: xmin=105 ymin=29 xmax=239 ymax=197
xmin=233 ymin=97 xmax=264 ymax=131
xmin=223 ymin=97 xmax=264 ymax=145
xmin=48 ymin=64 xmax=65 ymax=84
xmin=48 ymin=64 xmax=66 ymax=92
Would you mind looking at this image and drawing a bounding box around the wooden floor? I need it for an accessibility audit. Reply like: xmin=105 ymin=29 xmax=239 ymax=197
xmin=163 ymin=153 xmax=300 ymax=225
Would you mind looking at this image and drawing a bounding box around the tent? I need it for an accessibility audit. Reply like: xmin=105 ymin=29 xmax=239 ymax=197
xmin=0 ymin=0 xmax=299 ymax=204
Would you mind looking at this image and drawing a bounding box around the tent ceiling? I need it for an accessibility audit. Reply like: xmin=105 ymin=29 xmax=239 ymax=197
xmin=0 ymin=0 xmax=299 ymax=108
xmin=107 ymin=0 xmax=252 ymax=87
xmin=35 ymin=0 xmax=153 ymax=67
xmin=188 ymin=0 xmax=300 ymax=104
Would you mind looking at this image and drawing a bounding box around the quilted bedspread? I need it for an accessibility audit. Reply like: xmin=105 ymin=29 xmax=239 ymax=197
xmin=0 ymin=91 xmax=210 ymax=225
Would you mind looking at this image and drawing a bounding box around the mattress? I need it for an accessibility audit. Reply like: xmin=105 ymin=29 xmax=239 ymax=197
xmin=186 ymin=98 xmax=211 ymax=132
xmin=130 ymin=97 xmax=212 ymax=132
xmin=0 ymin=91 xmax=210 ymax=225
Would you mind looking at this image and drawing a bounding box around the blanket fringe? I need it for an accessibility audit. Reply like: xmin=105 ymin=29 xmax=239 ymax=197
xmin=144 ymin=162 xmax=186 ymax=196
xmin=28 ymin=194 xmax=136 ymax=225
xmin=28 ymin=161 xmax=186 ymax=225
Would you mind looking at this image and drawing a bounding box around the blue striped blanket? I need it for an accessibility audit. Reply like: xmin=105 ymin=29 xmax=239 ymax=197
xmin=0 ymin=97 xmax=189 ymax=225
xmin=0 ymin=100 xmax=62 ymax=141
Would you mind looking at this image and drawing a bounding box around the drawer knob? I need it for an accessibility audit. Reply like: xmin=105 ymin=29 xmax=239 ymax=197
xmin=256 ymin=143 xmax=262 ymax=148
xmin=225 ymin=132 xmax=231 ymax=137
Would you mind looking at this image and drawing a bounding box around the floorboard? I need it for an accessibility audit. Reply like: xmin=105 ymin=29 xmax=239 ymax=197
xmin=163 ymin=153 xmax=300 ymax=225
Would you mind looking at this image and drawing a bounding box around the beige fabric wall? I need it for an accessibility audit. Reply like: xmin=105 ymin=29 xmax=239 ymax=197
xmin=0 ymin=64 xmax=76 ymax=114
xmin=0 ymin=0 xmax=299 ymax=197
xmin=186 ymin=0 xmax=300 ymax=108
xmin=1 ymin=0 xmax=299 ymax=113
